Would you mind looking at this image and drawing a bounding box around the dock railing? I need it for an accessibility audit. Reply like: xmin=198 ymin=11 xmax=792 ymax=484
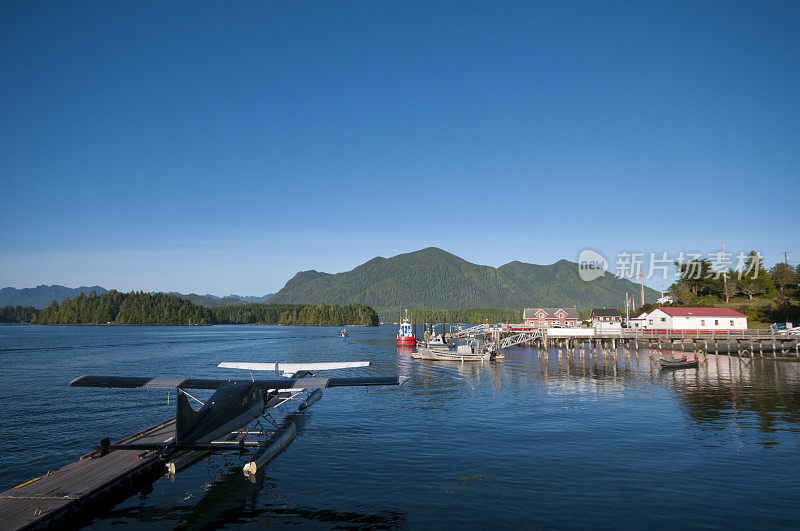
xmin=616 ymin=328 xmax=776 ymax=340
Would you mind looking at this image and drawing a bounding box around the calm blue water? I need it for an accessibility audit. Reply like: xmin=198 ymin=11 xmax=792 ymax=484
xmin=2 ymin=325 xmax=800 ymax=528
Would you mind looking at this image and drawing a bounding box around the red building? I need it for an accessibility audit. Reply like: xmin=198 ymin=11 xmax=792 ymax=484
xmin=523 ymin=307 xmax=579 ymax=328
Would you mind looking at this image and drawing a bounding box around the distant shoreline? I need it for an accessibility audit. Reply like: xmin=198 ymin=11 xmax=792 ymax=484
xmin=0 ymin=322 xmax=373 ymax=327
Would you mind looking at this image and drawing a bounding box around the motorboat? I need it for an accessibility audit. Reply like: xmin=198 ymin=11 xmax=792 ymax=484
xmin=397 ymin=311 xmax=415 ymax=346
xmin=412 ymin=340 xmax=493 ymax=362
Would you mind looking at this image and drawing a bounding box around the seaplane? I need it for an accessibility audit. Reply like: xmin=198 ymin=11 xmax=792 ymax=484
xmin=70 ymin=361 xmax=405 ymax=477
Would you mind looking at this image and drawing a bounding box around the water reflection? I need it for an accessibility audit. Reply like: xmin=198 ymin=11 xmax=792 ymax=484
xmin=400 ymin=343 xmax=800 ymax=437
xmin=103 ymin=465 xmax=407 ymax=529
xmin=8 ymin=326 xmax=800 ymax=528
xmin=662 ymin=353 xmax=800 ymax=436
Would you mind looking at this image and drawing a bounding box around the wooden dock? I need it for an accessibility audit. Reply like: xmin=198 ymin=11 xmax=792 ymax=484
xmin=0 ymin=418 xmax=176 ymax=530
xmin=457 ymin=323 xmax=800 ymax=357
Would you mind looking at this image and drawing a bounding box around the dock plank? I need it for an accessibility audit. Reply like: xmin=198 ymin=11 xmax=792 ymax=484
xmin=0 ymin=419 xmax=176 ymax=530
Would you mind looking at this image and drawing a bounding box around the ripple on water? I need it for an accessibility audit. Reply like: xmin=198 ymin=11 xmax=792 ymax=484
xmin=4 ymin=327 xmax=800 ymax=528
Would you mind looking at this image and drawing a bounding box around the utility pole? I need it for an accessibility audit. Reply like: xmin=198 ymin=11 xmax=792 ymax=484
xmin=785 ymin=251 xmax=791 ymax=265
xmin=634 ymin=273 xmax=644 ymax=307
xmin=625 ymin=291 xmax=629 ymax=323
xmin=722 ymin=240 xmax=729 ymax=303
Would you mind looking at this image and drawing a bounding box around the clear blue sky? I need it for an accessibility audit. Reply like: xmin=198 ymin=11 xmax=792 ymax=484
xmin=2 ymin=1 xmax=798 ymax=295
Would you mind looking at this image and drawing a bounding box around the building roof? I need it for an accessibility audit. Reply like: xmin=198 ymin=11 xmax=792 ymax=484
xmin=654 ymin=307 xmax=747 ymax=318
xmin=591 ymin=309 xmax=619 ymax=317
xmin=523 ymin=308 xmax=579 ymax=320
xmin=629 ymin=313 xmax=648 ymax=320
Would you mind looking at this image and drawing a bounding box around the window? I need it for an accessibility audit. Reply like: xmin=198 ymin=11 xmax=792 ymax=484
xmin=730 ymin=320 xmax=734 ymax=326
xmin=714 ymin=320 xmax=719 ymax=326
xmin=701 ymin=319 xmax=705 ymax=326
xmin=648 ymin=319 xmax=653 ymax=325
xmin=661 ymin=318 xmax=666 ymax=322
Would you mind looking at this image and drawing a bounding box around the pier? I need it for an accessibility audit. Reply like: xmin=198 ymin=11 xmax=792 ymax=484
xmin=0 ymin=419 xmax=177 ymax=530
xmin=455 ymin=323 xmax=800 ymax=358
xmin=0 ymin=416 xmax=263 ymax=530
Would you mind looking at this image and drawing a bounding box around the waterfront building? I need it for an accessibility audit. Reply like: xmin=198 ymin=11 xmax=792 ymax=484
xmin=590 ymin=309 xmax=622 ymax=332
xmin=644 ymin=307 xmax=748 ymax=331
xmin=628 ymin=312 xmax=648 ymax=329
xmin=523 ymin=307 xmax=579 ymax=328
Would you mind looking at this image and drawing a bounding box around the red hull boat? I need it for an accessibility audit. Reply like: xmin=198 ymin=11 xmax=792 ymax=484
xmin=397 ymin=312 xmax=414 ymax=346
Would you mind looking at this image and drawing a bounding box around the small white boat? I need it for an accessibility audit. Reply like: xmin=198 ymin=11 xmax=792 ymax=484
xmin=412 ymin=340 xmax=492 ymax=362
xmin=427 ymin=333 xmax=450 ymax=347
xmin=338 ymin=329 xmax=348 ymax=338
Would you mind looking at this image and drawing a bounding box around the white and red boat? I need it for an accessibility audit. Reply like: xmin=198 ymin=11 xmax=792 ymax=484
xmin=397 ymin=312 xmax=415 ymax=346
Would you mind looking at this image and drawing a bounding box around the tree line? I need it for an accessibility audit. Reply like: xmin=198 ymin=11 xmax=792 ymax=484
xmin=666 ymin=251 xmax=800 ymax=323
xmin=211 ymin=302 xmax=379 ymax=326
xmin=0 ymin=291 xmax=379 ymax=326
xmin=407 ymin=308 xmax=522 ymax=325
xmin=0 ymin=305 xmax=37 ymax=323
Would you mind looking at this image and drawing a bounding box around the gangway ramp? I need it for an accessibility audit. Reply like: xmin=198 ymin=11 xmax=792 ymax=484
xmin=499 ymin=329 xmax=542 ymax=349
xmin=450 ymin=324 xmax=486 ymax=339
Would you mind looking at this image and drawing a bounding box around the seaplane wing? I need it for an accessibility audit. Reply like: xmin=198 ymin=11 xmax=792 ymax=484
xmin=218 ymin=361 xmax=369 ymax=377
xmin=70 ymin=375 xmax=406 ymax=390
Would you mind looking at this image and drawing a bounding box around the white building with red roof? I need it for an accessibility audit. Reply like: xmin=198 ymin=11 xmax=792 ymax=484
xmin=644 ymin=307 xmax=747 ymax=331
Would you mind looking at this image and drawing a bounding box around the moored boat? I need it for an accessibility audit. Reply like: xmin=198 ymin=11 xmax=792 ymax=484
xmin=338 ymin=329 xmax=348 ymax=337
xmin=412 ymin=341 xmax=492 ymax=362
xmin=426 ymin=332 xmax=450 ymax=347
xmin=658 ymin=356 xmax=698 ymax=369
xmin=397 ymin=312 xmax=415 ymax=346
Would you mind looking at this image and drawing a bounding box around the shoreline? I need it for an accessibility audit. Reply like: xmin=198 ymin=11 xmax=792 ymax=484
xmin=0 ymin=322 xmax=376 ymax=327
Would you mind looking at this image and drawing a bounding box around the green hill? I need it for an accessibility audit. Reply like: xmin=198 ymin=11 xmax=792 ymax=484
xmin=29 ymin=291 xmax=377 ymax=326
xmin=0 ymin=285 xmax=109 ymax=309
xmin=269 ymin=247 xmax=658 ymax=321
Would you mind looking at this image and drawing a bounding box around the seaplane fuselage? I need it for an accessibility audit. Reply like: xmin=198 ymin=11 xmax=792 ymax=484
xmin=177 ymin=381 xmax=269 ymax=445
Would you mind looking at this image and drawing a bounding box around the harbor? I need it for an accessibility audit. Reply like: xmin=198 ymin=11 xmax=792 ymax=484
xmin=4 ymin=324 xmax=800 ymax=528
xmin=4 ymin=309 xmax=795 ymax=529
xmin=403 ymin=319 xmax=800 ymax=360
xmin=480 ymin=325 xmax=800 ymax=357
xmin=4 ymin=1 xmax=798 ymax=527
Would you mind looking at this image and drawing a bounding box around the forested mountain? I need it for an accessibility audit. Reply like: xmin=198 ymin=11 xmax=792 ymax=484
xmin=0 ymin=285 xmax=109 ymax=309
xmin=409 ymin=308 xmax=523 ymax=324
xmin=26 ymin=291 xmax=377 ymax=326
xmin=270 ymin=247 xmax=658 ymax=321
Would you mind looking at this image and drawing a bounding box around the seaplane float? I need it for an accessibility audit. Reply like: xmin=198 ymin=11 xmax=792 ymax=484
xmin=70 ymin=361 xmax=406 ymax=478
